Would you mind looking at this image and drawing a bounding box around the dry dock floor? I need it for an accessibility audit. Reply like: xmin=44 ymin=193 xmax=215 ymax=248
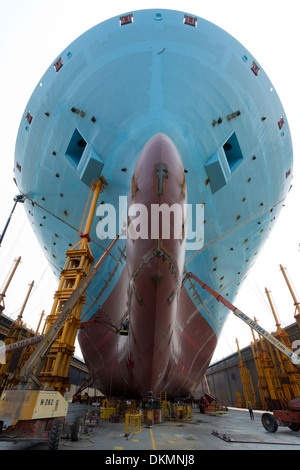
xmin=0 ymin=406 xmax=299 ymax=452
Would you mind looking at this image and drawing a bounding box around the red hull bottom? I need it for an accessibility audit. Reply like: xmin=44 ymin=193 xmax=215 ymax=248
xmin=78 ymin=265 xmax=217 ymax=399
xmin=78 ymin=134 xmax=217 ymax=398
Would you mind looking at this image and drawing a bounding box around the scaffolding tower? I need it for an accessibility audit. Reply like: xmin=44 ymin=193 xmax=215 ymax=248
xmin=0 ymin=281 xmax=34 ymax=392
xmin=265 ymin=288 xmax=300 ymax=400
xmin=235 ymin=338 xmax=259 ymax=409
xmin=37 ymin=180 xmax=102 ymax=395
xmin=250 ymin=325 xmax=273 ymax=411
xmin=8 ymin=310 xmax=45 ymax=389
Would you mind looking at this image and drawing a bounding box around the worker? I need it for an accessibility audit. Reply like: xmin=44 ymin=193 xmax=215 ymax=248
xmin=248 ymin=402 xmax=254 ymax=420
xmin=80 ymin=392 xmax=90 ymax=405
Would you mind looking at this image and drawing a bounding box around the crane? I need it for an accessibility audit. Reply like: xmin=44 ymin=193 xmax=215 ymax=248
xmin=0 ymin=256 xmax=21 ymax=315
xmin=279 ymin=265 xmax=300 ymax=330
xmin=182 ymin=272 xmax=300 ymax=367
xmin=0 ymin=234 xmax=120 ymax=449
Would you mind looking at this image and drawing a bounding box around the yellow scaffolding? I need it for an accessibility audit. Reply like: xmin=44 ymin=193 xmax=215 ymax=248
xmin=100 ymin=407 xmax=116 ymax=420
xmin=250 ymin=333 xmax=271 ymax=411
xmin=0 ymin=281 xmax=34 ymax=391
xmin=8 ymin=311 xmax=45 ymax=389
xmin=125 ymin=411 xmax=142 ymax=435
xmin=280 ymin=264 xmax=300 ymax=330
xmin=160 ymin=391 xmax=169 ymax=419
xmin=0 ymin=256 xmax=21 ymax=316
xmin=236 ymin=391 xmax=245 ymax=408
xmin=235 ymin=338 xmax=259 ymax=409
xmin=265 ymin=288 xmax=300 ymax=401
xmin=258 ymin=333 xmax=287 ymax=410
xmin=38 ymin=180 xmax=102 ymax=395
xmin=250 ymin=316 xmax=290 ymax=410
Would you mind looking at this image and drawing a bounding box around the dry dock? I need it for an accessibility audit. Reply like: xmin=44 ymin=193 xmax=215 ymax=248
xmin=0 ymin=405 xmax=299 ymax=451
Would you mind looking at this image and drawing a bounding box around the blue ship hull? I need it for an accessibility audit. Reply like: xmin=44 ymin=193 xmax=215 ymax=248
xmin=14 ymin=10 xmax=292 ymax=397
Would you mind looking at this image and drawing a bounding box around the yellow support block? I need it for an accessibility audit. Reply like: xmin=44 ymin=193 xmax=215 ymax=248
xmin=100 ymin=407 xmax=116 ymax=420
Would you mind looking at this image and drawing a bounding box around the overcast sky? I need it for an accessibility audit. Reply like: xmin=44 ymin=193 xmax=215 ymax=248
xmin=0 ymin=0 xmax=299 ymax=362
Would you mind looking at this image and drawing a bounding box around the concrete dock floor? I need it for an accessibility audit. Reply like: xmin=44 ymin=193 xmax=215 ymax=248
xmin=0 ymin=405 xmax=299 ymax=452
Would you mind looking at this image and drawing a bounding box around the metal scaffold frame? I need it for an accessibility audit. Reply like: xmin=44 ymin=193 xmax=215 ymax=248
xmin=235 ymin=338 xmax=259 ymax=409
xmin=0 ymin=280 xmax=34 ymax=392
xmin=37 ymin=180 xmax=102 ymax=394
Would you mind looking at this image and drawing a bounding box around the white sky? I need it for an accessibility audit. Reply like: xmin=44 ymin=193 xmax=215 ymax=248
xmin=0 ymin=0 xmax=299 ymax=363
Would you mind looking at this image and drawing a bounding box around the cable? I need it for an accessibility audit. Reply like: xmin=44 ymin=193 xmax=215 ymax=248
xmin=20 ymin=192 xmax=119 ymax=263
xmin=62 ymin=434 xmax=95 ymax=448
xmin=245 ymin=275 xmax=271 ymax=315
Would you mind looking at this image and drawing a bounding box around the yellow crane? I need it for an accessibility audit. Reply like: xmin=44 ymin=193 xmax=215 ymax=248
xmin=0 ymin=256 xmax=21 ymax=315
xmin=280 ymin=264 xmax=300 ymax=330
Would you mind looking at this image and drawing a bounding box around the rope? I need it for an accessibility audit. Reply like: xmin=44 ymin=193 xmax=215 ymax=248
xmin=19 ymin=192 xmax=119 ymax=263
